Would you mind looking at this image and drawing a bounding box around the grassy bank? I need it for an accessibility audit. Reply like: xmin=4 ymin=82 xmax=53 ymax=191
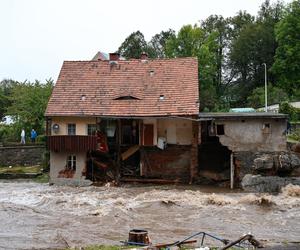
xmin=0 ymin=165 xmax=49 ymax=182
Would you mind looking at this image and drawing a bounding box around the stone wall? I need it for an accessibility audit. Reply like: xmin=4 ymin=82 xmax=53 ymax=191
xmin=0 ymin=145 xmax=45 ymax=166
xmin=233 ymin=151 xmax=300 ymax=185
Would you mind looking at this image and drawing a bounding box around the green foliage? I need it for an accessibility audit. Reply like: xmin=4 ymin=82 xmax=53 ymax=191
xmin=2 ymin=79 xmax=53 ymax=142
xmin=279 ymin=102 xmax=300 ymax=121
xmin=272 ymin=0 xmax=300 ymax=95
xmin=0 ymin=79 xmax=17 ymax=121
xmin=148 ymin=29 xmax=175 ymax=58
xmin=118 ymin=31 xmax=150 ymax=59
xmin=165 ymin=24 xmax=219 ymax=110
xmin=247 ymin=85 xmax=289 ymax=108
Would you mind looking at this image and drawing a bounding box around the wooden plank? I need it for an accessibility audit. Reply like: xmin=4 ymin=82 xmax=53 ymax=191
xmin=121 ymin=145 xmax=140 ymax=161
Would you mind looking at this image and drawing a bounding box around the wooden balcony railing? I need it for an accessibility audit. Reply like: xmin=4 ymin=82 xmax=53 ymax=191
xmin=46 ymin=135 xmax=97 ymax=152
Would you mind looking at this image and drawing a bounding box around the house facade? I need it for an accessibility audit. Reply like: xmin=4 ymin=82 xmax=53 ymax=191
xmin=45 ymin=53 xmax=200 ymax=185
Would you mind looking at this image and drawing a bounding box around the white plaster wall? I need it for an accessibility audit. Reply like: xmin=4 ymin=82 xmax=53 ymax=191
xmin=157 ymin=119 xmax=193 ymax=145
xmin=215 ymin=119 xmax=287 ymax=151
xmin=143 ymin=119 xmax=157 ymax=145
xmin=50 ymin=151 xmax=87 ymax=182
xmin=51 ymin=117 xmax=96 ymax=135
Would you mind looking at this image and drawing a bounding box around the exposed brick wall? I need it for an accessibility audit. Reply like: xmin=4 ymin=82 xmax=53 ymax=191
xmin=0 ymin=145 xmax=45 ymax=166
xmin=141 ymin=145 xmax=191 ymax=181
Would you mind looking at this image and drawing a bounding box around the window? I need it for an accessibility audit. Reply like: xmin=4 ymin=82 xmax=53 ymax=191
xmin=87 ymin=124 xmax=97 ymax=135
xmin=67 ymin=124 xmax=76 ymax=135
xmin=262 ymin=123 xmax=271 ymax=134
xmin=67 ymin=155 xmax=76 ymax=171
xmin=216 ymin=124 xmax=225 ymax=135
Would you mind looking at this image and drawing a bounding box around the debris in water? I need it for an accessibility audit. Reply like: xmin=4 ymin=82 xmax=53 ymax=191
xmin=205 ymin=194 xmax=232 ymax=206
xmin=160 ymin=200 xmax=177 ymax=206
xmin=281 ymin=184 xmax=300 ymax=197
xmin=240 ymin=194 xmax=275 ymax=207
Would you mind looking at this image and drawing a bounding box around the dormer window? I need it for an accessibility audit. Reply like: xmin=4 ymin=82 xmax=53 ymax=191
xmin=114 ymin=95 xmax=141 ymax=100
xmin=159 ymin=95 xmax=165 ymax=100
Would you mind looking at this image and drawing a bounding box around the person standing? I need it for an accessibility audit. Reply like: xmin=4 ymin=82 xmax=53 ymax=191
xmin=21 ymin=129 xmax=26 ymax=144
xmin=31 ymin=129 xmax=37 ymax=143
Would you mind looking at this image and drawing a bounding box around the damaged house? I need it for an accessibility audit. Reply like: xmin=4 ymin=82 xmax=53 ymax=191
xmin=198 ymin=112 xmax=293 ymax=188
xmin=45 ymin=53 xmax=200 ymax=185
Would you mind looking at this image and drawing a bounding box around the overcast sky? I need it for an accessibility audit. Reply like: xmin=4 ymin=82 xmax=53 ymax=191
xmin=0 ymin=0 xmax=291 ymax=82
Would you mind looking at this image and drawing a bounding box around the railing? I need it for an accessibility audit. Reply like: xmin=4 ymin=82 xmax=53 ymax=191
xmin=46 ymin=135 xmax=97 ymax=152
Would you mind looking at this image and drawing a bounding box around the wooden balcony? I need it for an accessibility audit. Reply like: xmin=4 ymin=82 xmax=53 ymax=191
xmin=46 ymin=135 xmax=97 ymax=152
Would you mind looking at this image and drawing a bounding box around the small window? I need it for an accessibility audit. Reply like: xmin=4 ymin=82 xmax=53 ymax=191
xmin=149 ymin=70 xmax=155 ymax=76
xmin=159 ymin=95 xmax=165 ymax=100
xmin=87 ymin=124 xmax=97 ymax=136
xmin=67 ymin=124 xmax=76 ymax=135
xmin=216 ymin=124 xmax=225 ymax=135
xmin=67 ymin=155 xmax=76 ymax=171
xmin=262 ymin=123 xmax=271 ymax=134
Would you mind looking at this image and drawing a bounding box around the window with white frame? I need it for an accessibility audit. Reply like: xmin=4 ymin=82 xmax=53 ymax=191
xmin=67 ymin=124 xmax=76 ymax=135
xmin=87 ymin=124 xmax=97 ymax=135
xmin=67 ymin=155 xmax=76 ymax=171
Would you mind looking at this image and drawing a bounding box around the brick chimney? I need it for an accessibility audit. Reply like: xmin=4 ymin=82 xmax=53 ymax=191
xmin=141 ymin=52 xmax=148 ymax=60
xmin=109 ymin=53 xmax=120 ymax=61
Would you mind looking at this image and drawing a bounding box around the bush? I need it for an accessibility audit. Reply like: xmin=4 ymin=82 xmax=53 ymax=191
xmin=288 ymin=129 xmax=300 ymax=142
xmin=279 ymin=102 xmax=300 ymax=121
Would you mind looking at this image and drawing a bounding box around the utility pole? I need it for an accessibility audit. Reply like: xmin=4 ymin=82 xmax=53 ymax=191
xmin=263 ymin=63 xmax=267 ymax=112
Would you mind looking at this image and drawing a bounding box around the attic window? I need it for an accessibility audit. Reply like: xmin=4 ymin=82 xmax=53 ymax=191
xmin=81 ymin=95 xmax=86 ymax=101
xmin=150 ymin=70 xmax=155 ymax=76
xmin=159 ymin=95 xmax=165 ymax=100
xmin=114 ymin=95 xmax=140 ymax=100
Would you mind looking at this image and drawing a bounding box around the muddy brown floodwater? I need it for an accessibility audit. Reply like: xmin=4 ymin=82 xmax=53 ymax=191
xmin=0 ymin=181 xmax=299 ymax=250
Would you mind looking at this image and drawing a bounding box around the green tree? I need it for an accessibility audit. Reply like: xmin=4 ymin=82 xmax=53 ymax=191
xmin=227 ymin=1 xmax=284 ymax=107
xmin=118 ymin=31 xmax=151 ymax=59
xmin=0 ymin=79 xmax=17 ymax=121
xmin=247 ymin=84 xmax=289 ymax=108
xmin=272 ymin=0 xmax=300 ymax=96
xmin=148 ymin=29 xmax=175 ymax=58
xmin=165 ymin=24 xmax=219 ymax=111
xmin=5 ymin=79 xmax=54 ymax=139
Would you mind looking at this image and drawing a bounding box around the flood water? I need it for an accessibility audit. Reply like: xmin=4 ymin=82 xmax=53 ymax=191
xmin=0 ymin=181 xmax=299 ymax=250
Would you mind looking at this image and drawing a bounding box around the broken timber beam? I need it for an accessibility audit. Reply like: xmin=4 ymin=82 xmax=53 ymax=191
xmin=121 ymin=145 xmax=140 ymax=161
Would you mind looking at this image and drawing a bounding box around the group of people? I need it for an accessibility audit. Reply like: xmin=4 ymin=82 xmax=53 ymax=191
xmin=20 ymin=128 xmax=37 ymax=144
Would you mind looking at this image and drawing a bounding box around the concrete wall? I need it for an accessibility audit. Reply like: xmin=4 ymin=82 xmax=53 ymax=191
xmin=0 ymin=145 xmax=45 ymax=166
xmin=215 ymin=118 xmax=287 ymax=152
xmin=49 ymin=151 xmax=87 ymax=183
xmin=157 ymin=119 xmax=193 ymax=145
xmin=51 ymin=117 xmax=97 ymax=135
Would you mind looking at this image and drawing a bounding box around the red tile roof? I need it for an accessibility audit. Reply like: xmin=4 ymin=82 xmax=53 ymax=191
xmin=45 ymin=57 xmax=199 ymax=117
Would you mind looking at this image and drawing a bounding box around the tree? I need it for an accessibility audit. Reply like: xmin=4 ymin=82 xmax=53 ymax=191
xmin=247 ymin=84 xmax=289 ymax=108
xmin=148 ymin=29 xmax=175 ymax=58
xmin=165 ymin=24 xmax=220 ymax=110
xmin=272 ymin=0 xmax=300 ymax=96
xmin=118 ymin=31 xmax=150 ymax=59
xmin=5 ymin=79 xmax=54 ymax=139
xmin=0 ymin=79 xmax=17 ymax=121
xmin=227 ymin=1 xmax=284 ymax=107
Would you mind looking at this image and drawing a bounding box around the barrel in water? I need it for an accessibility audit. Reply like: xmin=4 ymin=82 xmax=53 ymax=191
xmin=128 ymin=229 xmax=150 ymax=244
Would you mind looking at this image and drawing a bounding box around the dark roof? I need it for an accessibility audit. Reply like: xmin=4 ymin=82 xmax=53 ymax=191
xmin=45 ymin=57 xmax=199 ymax=117
xmin=198 ymin=112 xmax=288 ymax=120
